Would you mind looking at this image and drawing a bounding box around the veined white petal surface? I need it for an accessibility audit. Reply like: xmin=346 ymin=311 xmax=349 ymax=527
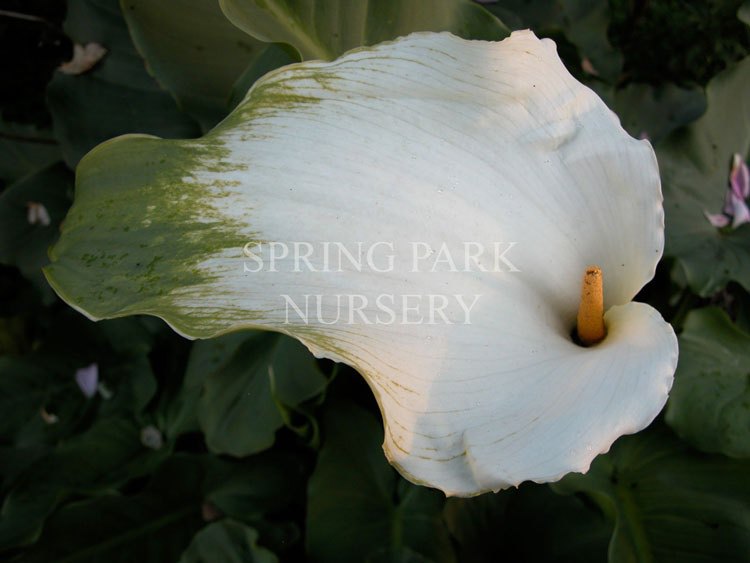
xmin=46 ymin=30 xmax=677 ymax=495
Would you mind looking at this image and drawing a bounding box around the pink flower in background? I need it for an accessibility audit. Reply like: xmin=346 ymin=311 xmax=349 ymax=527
xmin=26 ymin=202 xmax=51 ymax=227
xmin=75 ymin=363 xmax=98 ymax=398
xmin=706 ymin=153 xmax=750 ymax=229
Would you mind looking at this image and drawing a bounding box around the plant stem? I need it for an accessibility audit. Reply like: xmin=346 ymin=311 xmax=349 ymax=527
xmin=0 ymin=9 xmax=53 ymax=25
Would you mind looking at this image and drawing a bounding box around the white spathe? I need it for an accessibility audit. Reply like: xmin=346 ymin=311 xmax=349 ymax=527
xmin=166 ymin=30 xmax=676 ymax=495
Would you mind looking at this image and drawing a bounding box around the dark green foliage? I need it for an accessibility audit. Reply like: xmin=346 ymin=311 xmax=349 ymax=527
xmin=0 ymin=0 xmax=71 ymax=125
xmin=555 ymin=425 xmax=750 ymax=562
xmin=610 ymin=0 xmax=750 ymax=85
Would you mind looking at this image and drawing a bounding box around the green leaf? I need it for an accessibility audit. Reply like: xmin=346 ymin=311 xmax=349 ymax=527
xmin=740 ymin=1 xmax=750 ymax=26
xmin=479 ymin=0 xmax=563 ymax=30
xmin=0 ymin=314 xmax=28 ymax=357
xmin=559 ymin=0 xmax=622 ymax=83
xmin=178 ymin=520 xmax=278 ymax=563
xmin=444 ymin=484 xmax=611 ymax=563
xmin=197 ymin=331 xmax=327 ymax=456
xmin=0 ymin=418 xmax=167 ymax=550
xmin=0 ymin=353 xmax=91 ymax=451
xmin=228 ymin=43 xmax=300 ymax=112
xmin=658 ymin=55 xmax=750 ymax=295
xmin=0 ymin=445 xmax=48 ymax=496
xmin=0 ymin=162 xmax=72 ymax=291
xmin=121 ymin=0 xmax=271 ymax=131
xmin=206 ymin=452 xmax=305 ymax=524
xmin=0 ymin=120 xmax=61 ymax=186
xmin=613 ymin=83 xmax=706 ymax=145
xmin=666 ymin=307 xmax=750 ymax=457
xmin=202 ymin=452 xmax=305 ymax=555
xmin=0 ymin=358 xmax=56 ymax=443
xmin=219 ymin=0 xmax=509 ymax=60
xmin=157 ymin=331 xmax=247 ymax=439
xmin=306 ymin=401 xmax=453 ymax=563
xmin=18 ymin=455 xmax=206 ymax=563
xmin=47 ymin=0 xmax=199 ymax=167
xmin=97 ymin=316 xmax=162 ymax=357
xmin=99 ymin=354 xmax=158 ymax=416
xmin=0 ymin=316 xmax=157 ymax=448
xmin=553 ymin=425 xmax=750 ymax=562
xmin=10 ymin=312 xmax=160 ymax=428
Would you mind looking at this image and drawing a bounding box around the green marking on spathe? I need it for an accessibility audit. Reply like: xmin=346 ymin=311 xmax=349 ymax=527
xmin=45 ymin=134 xmax=257 ymax=327
xmin=44 ymin=53 xmax=339 ymax=337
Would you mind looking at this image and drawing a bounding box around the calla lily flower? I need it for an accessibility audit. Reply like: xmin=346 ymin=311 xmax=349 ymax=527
xmin=705 ymin=153 xmax=750 ymax=229
xmin=44 ymin=30 xmax=678 ymax=496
